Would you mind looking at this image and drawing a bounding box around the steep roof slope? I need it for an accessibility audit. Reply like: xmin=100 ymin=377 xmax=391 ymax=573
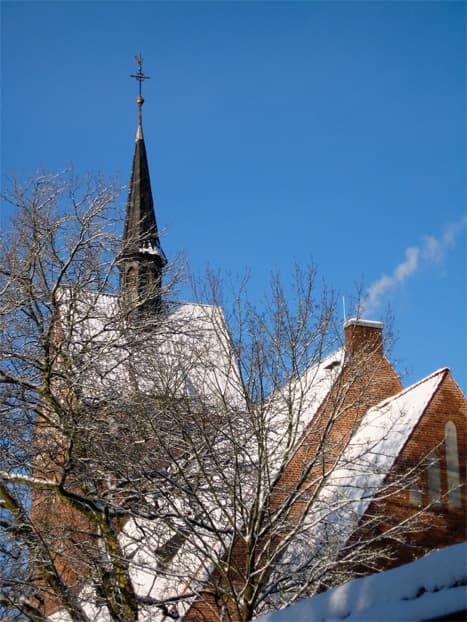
xmin=276 ymin=369 xmax=447 ymax=574
xmin=56 ymin=289 xmax=243 ymax=405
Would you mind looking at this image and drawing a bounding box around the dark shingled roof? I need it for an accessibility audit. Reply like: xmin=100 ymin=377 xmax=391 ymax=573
xmin=122 ymin=130 xmax=167 ymax=264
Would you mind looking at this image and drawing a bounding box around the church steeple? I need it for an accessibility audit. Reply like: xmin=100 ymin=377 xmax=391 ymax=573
xmin=119 ymin=56 xmax=167 ymax=315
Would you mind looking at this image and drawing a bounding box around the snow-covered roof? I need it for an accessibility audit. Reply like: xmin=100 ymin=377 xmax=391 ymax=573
xmin=49 ymin=291 xmax=247 ymax=621
xmin=56 ymin=289 xmax=244 ymax=406
xmin=256 ymin=542 xmax=467 ymax=622
xmin=343 ymin=318 xmax=383 ymax=330
xmin=317 ymin=367 xmax=447 ymax=518
xmin=276 ymin=368 xmax=447 ymax=575
xmin=265 ymin=348 xmax=345 ymax=477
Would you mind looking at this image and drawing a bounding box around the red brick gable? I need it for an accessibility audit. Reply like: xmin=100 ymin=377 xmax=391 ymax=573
xmin=355 ymin=369 xmax=466 ymax=570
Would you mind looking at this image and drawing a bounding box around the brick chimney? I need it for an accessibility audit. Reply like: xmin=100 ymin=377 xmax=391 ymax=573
xmin=344 ymin=318 xmax=384 ymax=356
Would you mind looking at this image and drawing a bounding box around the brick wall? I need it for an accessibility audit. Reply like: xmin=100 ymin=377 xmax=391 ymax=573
xmin=353 ymin=370 xmax=466 ymax=571
xmin=31 ymin=412 xmax=96 ymax=617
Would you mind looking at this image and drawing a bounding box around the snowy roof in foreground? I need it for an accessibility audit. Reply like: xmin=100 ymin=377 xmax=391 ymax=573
xmin=256 ymin=542 xmax=467 ymax=622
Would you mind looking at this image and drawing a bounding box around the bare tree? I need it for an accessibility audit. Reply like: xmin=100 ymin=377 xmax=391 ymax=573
xmin=0 ymin=171 xmax=433 ymax=622
xmin=0 ymin=170 xmax=183 ymax=621
xmin=134 ymin=273 xmax=431 ymax=622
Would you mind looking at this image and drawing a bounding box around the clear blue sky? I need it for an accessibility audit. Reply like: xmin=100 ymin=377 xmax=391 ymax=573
xmin=1 ymin=1 xmax=465 ymax=391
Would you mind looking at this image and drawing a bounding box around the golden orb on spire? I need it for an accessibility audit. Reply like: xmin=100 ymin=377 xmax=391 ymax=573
xmin=131 ymin=56 xmax=150 ymax=131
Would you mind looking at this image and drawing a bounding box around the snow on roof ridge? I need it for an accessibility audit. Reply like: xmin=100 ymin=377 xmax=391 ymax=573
xmin=172 ymin=300 xmax=222 ymax=312
xmin=373 ymin=367 xmax=448 ymax=411
xmin=58 ymin=286 xmax=222 ymax=311
xmin=343 ymin=318 xmax=383 ymax=329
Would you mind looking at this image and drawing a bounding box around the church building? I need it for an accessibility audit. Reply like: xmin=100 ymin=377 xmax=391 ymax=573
xmin=33 ymin=60 xmax=465 ymax=622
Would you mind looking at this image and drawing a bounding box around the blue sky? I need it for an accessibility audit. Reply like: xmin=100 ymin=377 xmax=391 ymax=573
xmin=1 ymin=1 xmax=465 ymax=390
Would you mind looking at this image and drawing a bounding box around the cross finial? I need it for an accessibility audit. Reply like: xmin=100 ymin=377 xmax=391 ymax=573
xmin=130 ymin=55 xmax=150 ymax=135
xmin=131 ymin=55 xmax=150 ymax=100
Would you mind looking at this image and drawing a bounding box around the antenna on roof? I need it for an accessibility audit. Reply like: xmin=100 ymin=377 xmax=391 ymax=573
xmin=342 ymin=296 xmax=347 ymax=322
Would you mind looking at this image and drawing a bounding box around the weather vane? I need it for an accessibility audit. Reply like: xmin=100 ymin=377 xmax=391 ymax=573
xmin=131 ymin=55 xmax=150 ymax=129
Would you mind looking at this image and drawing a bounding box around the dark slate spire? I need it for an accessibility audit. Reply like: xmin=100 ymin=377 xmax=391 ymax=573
xmin=123 ymin=126 xmax=166 ymax=262
xmin=119 ymin=57 xmax=167 ymax=315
